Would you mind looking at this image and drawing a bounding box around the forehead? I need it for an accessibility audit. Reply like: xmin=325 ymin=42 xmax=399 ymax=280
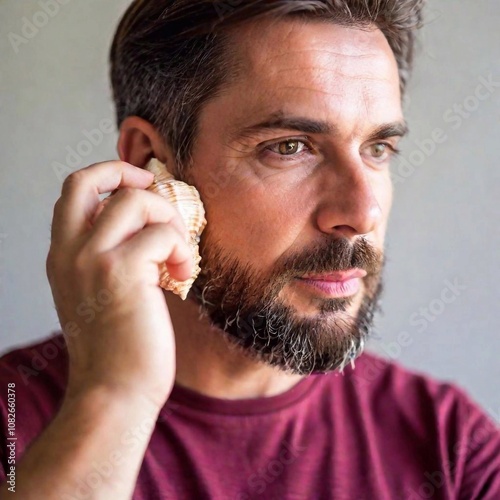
xmin=217 ymin=18 xmax=402 ymax=131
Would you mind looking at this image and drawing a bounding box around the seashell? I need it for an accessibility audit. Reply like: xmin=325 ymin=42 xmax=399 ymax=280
xmin=144 ymin=158 xmax=207 ymax=300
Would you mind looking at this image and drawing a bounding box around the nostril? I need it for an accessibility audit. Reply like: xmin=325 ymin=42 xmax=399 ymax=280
xmin=332 ymin=225 xmax=360 ymax=238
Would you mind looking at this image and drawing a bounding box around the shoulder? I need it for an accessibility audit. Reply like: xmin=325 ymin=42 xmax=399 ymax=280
xmin=344 ymin=350 xmax=466 ymax=402
xmin=0 ymin=332 xmax=68 ymax=393
xmin=322 ymin=351 xmax=500 ymax=497
xmin=336 ymin=350 xmax=497 ymax=433
xmin=0 ymin=332 xmax=68 ymax=445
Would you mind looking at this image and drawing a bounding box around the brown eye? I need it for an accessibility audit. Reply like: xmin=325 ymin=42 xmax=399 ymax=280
xmin=371 ymin=143 xmax=387 ymax=158
xmin=278 ymin=140 xmax=302 ymax=155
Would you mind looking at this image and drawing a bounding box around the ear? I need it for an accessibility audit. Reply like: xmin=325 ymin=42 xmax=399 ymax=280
xmin=117 ymin=116 xmax=176 ymax=175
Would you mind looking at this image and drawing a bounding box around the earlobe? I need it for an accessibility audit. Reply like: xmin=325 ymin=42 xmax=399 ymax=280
xmin=117 ymin=116 xmax=175 ymax=172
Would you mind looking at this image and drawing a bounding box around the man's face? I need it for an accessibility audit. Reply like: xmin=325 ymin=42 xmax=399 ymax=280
xmin=184 ymin=19 xmax=405 ymax=374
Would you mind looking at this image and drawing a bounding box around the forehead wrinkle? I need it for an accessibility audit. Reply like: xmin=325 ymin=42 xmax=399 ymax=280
xmin=273 ymin=71 xmax=394 ymax=86
xmin=204 ymin=20 xmax=402 ymax=152
xmin=267 ymin=49 xmax=381 ymax=61
xmin=277 ymin=86 xmax=343 ymax=97
xmin=226 ymin=20 xmax=398 ymax=100
xmin=246 ymin=24 xmax=391 ymax=67
xmin=249 ymin=48 xmax=398 ymax=92
xmin=274 ymin=66 xmax=387 ymax=75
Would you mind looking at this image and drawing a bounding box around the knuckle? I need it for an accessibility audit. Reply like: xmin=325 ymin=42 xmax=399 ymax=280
xmin=61 ymin=171 xmax=84 ymax=194
xmin=94 ymin=251 xmax=121 ymax=277
xmin=73 ymin=248 xmax=119 ymax=280
xmin=116 ymin=187 xmax=141 ymax=203
xmin=70 ymin=248 xmax=122 ymax=285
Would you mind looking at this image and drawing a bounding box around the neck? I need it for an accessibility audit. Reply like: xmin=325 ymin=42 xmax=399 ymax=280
xmin=165 ymin=292 xmax=305 ymax=400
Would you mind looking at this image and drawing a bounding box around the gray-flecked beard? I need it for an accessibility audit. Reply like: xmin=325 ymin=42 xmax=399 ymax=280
xmin=190 ymin=234 xmax=384 ymax=375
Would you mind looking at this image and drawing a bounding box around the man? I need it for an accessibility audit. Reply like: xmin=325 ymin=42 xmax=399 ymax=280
xmin=1 ymin=0 xmax=499 ymax=498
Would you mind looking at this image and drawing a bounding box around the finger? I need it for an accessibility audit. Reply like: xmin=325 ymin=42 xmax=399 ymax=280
xmin=87 ymin=188 xmax=189 ymax=254
xmin=51 ymin=161 xmax=154 ymax=246
xmin=90 ymin=188 xmax=123 ymax=225
xmin=90 ymin=197 xmax=112 ymax=226
xmin=115 ymin=224 xmax=194 ymax=284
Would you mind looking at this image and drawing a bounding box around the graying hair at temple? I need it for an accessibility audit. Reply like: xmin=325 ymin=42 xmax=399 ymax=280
xmin=110 ymin=0 xmax=425 ymax=173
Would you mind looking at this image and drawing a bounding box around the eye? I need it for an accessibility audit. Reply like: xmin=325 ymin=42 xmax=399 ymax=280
xmin=363 ymin=142 xmax=400 ymax=163
xmin=371 ymin=143 xmax=387 ymax=158
xmin=258 ymin=137 xmax=318 ymax=168
xmin=268 ymin=139 xmax=307 ymax=156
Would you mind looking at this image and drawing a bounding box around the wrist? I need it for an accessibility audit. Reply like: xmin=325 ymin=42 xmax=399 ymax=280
xmin=63 ymin=382 xmax=165 ymax=418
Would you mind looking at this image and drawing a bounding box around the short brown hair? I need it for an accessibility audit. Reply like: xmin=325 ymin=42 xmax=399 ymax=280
xmin=110 ymin=0 xmax=425 ymax=173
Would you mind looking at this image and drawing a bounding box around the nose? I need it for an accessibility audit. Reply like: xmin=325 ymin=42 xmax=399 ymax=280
xmin=315 ymin=157 xmax=383 ymax=239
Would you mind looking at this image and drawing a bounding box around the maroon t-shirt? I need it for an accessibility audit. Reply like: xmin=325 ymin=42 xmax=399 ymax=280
xmin=1 ymin=332 xmax=499 ymax=499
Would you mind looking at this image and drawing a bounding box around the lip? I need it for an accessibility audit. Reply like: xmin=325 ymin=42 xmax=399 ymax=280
xmin=300 ymin=269 xmax=367 ymax=282
xmin=295 ymin=269 xmax=366 ymax=298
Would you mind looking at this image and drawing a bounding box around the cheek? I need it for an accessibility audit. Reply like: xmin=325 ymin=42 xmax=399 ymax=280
xmin=198 ymin=171 xmax=312 ymax=268
xmin=196 ymin=159 xmax=391 ymax=267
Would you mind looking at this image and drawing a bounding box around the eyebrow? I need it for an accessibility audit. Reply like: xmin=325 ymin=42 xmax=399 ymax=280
xmin=231 ymin=111 xmax=409 ymax=142
xmin=365 ymin=122 xmax=409 ymax=142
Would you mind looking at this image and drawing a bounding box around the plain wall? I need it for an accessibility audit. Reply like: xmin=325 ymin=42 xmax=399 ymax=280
xmin=0 ymin=0 xmax=499 ymax=417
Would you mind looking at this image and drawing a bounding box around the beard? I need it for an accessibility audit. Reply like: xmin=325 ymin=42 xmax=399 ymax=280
xmin=189 ymin=231 xmax=385 ymax=376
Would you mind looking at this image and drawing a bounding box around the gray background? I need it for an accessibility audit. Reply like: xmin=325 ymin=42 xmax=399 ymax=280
xmin=0 ymin=1 xmax=498 ymax=417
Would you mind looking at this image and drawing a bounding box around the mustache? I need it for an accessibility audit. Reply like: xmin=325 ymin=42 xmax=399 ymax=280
xmin=272 ymin=235 xmax=384 ymax=280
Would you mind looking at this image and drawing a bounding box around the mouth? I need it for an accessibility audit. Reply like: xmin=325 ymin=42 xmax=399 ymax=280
xmin=294 ymin=269 xmax=367 ymax=298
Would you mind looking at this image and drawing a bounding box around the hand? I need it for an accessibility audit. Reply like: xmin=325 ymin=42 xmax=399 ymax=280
xmin=46 ymin=161 xmax=193 ymax=410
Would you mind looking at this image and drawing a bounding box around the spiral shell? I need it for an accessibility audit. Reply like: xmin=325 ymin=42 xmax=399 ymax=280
xmin=144 ymin=158 xmax=207 ymax=300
